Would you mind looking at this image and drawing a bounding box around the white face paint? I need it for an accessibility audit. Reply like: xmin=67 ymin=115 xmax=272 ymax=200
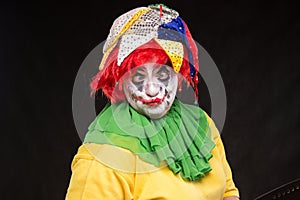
xmin=123 ymin=63 xmax=178 ymax=119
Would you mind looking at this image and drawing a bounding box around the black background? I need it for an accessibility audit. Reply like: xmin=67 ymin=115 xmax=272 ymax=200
xmin=1 ymin=0 xmax=300 ymax=200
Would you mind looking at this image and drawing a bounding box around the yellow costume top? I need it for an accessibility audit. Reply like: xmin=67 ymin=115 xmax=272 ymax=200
xmin=65 ymin=113 xmax=239 ymax=200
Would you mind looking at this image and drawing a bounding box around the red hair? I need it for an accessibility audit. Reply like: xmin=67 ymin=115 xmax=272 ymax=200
xmin=90 ymin=39 xmax=196 ymax=103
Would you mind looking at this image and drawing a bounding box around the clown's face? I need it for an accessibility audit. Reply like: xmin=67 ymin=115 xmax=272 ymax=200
xmin=123 ymin=63 xmax=178 ymax=119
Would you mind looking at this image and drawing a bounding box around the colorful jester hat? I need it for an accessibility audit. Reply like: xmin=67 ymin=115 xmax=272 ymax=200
xmin=91 ymin=4 xmax=200 ymax=104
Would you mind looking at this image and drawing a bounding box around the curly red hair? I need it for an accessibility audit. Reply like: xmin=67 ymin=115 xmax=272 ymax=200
xmin=90 ymin=39 xmax=197 ymax=103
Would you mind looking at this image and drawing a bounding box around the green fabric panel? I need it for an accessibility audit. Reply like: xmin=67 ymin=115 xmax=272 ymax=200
xmin=84 ymin=99 xmax=216 ymax=181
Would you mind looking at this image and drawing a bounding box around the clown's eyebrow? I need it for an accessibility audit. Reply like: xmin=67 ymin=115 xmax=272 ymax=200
xmin=135 ymin=66 xmax=147 ymax=74
xmin=156 ymin=65 xmax=170 ymax=74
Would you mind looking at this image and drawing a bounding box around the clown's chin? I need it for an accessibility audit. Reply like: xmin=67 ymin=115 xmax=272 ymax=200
xmin=140 ymin=101 xmax=169 ymax=119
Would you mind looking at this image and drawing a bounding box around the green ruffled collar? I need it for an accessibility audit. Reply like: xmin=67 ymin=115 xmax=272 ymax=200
xmin=84 ymin=99 xmax=215 ymax=181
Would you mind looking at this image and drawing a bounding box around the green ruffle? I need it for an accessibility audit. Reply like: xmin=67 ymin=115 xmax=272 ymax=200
xmin=84 ymin=99 xmax=216 ymax=181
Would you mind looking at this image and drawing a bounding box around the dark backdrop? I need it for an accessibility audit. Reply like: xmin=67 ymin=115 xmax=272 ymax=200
xmin=1 ymin=1 xmax=299 ymax=200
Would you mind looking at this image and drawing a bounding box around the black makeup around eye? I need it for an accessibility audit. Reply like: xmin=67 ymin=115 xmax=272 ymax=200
xmin=132 ymin=72 xmax=145 ymax=84
xmin=157 ymin=65 xmax=169 ymax=73
xmin=132 ymin=75 xmax=144 ymax=91
xmin=156 ymin=66 xmax=171 ymax=80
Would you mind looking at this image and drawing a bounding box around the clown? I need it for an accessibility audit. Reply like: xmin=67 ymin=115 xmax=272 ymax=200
xmin=66 ymin=4 xmax=239 ymax=200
